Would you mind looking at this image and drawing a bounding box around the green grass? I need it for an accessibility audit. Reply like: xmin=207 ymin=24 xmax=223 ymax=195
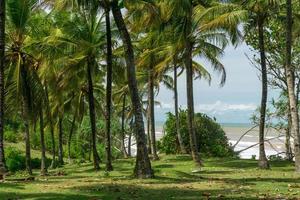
xmin=1 ymin=155 xmax=300 ymax=200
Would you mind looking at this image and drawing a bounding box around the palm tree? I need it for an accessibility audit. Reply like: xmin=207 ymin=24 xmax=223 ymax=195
xmin=111 ymin=0 xmax=153 ymax=178
xmin=243 ymin=0 xmax=281 ymax=169
xmin=103 ymin=0 xmax=113 ymax=171
xmin=5 ymin=0 xmax=45 ymax=175
xmin=39 ymin=106 xmax=47 ymax=175
xmin=0 ymin=0 xmax=6 ymax=171
xmin=285 ymin=0 xmax=300 ymax=172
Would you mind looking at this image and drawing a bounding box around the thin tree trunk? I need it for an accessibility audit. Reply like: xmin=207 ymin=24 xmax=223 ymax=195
xmin=86 ymin=58 xmax=100 ymax=170
xmin=45 ymin=85 xmax=56 ymax=169
xmin=39 ymin=107 xmax=47 ymax=176
xmin=257 ymin=16 xmax=269 ymax=169
xmin=121 ymin=94 xmax=128 ymax=158
xmin=147 ymin=107 xmax=152 ymax=154
xmin=286 ymin=109 xmax=293 ymax=161
xmin=174 ymin=65 xmax=186 ymax=154
xmin=112 ymin=0 xmax=153 ymax=178
xmin=105 ymin=7 xmax=113 ymax=171
xmin=0 ymin=0 xmax=5 ymax=171
xmin=148 ymin=66 xmax=159 ymax=160
xmin=68 ymin=113 xmax=76 ymax=162
xmin=285 ymin=0 xmax=300 ymax=172
xmin=184 ymin=7 xmax=202 ymax=168
xmin=58 ymin=117 xmax=64 ymax=166
xmin=128 ymin=118 xmax=134 ymax=157
xmin=21 ymin=57 xmax=32 ymax=175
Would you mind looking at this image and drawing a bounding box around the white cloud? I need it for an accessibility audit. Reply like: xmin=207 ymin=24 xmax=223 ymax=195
xmin=195 ymin=101 xmax=257 ymax=112
xmin=157 ymin=100 xmax=257 ymax=113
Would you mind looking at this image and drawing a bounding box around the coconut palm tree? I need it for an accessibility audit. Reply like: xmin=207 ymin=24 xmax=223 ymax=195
xmin=111 ymin=0 xmax=153 ymax=178
xmin=242 ymin=0 xmax=281 ymax=169
xmin=0 ymin=0 xmax=6 ymax=170
xmin=5 ymin=0 xmax=45 ymax=175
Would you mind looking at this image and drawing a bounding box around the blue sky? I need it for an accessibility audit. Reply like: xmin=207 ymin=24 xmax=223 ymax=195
xmin=154 ymin=43 xmax=278 ymax=124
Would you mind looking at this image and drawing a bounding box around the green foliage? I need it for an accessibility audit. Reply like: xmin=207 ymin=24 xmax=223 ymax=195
xmin=159 ymin=110 xmax=235 ymax=157
xmin=5 ymin=146 xmax=51 ymax=172
xmin=5 ymin=147 xmax=26 ymax=172
xmin=4 ymin=130 xmax=18 ymax=143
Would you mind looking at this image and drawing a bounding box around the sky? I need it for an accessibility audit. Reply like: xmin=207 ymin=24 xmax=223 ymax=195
xmin=154 ymin=43 xmax=279 ymax=124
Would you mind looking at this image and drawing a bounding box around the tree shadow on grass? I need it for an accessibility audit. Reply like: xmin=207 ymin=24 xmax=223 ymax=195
xmin=70 ymin=182 xmax=258 ymax=200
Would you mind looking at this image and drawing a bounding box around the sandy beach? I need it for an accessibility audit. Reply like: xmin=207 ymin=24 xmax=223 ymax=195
xmin=131 ymin=124 xmax=288 ymax=159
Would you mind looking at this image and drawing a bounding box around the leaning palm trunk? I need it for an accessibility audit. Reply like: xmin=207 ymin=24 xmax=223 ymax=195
xmin=105 ymin=7 xmax=113 ymax=171
xmin=21 ymin=62 xmax=32 ymax=175
xmin=174 ymin=65 xmax=186 ymax=154
xmin=184 ymin=8 xmax=201 ymax=168
xmin=86 ymin=58 xmax=100 ymax=170
xmin=58 ymin=117 xmax=64 ymax=166
xmin=285 ymin=0 xmax=300 ymax=172
xmin=112 ymin=1 xmax=153 ymax=178
xmin=257 ymin=16 xmax=269 ymax=169
xmin=148 ymin=66 xmax=159 ymax=160
xmin=39 ymin=108 xmax=47 ymax=176
xmin=0 ymin=0 xmax=5 ymax=170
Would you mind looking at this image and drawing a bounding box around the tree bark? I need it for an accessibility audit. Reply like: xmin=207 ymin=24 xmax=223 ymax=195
xmin=68 ymin=113 xmax=76 ymax=162
xmin=58 ymin=117 xmax=64 ymax=166
xmin=121 ymin=94 xmax=128 ymax=158
xmin=21 ymin=56 xmax=32 ymax=175
xmin=45 ymin=84 xmax=56 ymax=169
xmin=146 ymin=107 xmax=152 ymax=154
xmin=148 ymin=65 xmax=159 ymax=160
xmin=105 ymin=7 xmax=113 ymax=171
xmin=285 ymin=0 xmax=300 ymax=172
xmin=174 ymin=65 xmax=186 ymax=154
xmin=184 ymin=6 xmax=202 ymax=168
xmin=0 ymin=0 xmax=5 ymax=171
xmin=112 ymin=0 xmax=153 ymax=178
xmin=257 ymin=15 xmax=270 ymax=169
xmin=86 ymin=58 xmax=100 ymax=170
xmin=39 ymin=108 xmax=47 ymax=176
xmin=286 ymin=109 xmax=293 ymax=161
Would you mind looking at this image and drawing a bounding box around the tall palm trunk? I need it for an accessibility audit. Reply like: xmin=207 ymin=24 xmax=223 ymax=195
xmin=0 ymin=0 xmax=5 ymax=171
xmin=285 ymin=0 xmax=300 ymax=172
xmin=105 ymin=7 xmax=113 ymax=171
xmin=86 ymin=58 xmax=100 ymax=170
xmin=184 ymin=7 xmax=201 ymax=167
xmin=121 ymin=94 xmax=128 ymax=158
xmin=174 ymin=65 xmax=186 ymax=154
xmin=148 ymin=66 xmax=159 ymax=160
xmin=68 ymin=113 xmax=76 ymax=162
xmin=21 ymin=57 xmax=32 ymax=175
xmin=112 ymin=0 xmax=153 ymax=178
xmin=257 ymin=15 xmax=269 ymax=169
xmin=45 ymin=85 xmax=56 ymax=168
xmin=39 ymin=107 xmax=47 ymax=176
xmin=58 ymin=117 xmax=64 ymax=166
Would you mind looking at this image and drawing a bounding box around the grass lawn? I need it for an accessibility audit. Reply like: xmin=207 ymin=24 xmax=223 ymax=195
xmin=1 ymin=154 xmax=300 ymax=200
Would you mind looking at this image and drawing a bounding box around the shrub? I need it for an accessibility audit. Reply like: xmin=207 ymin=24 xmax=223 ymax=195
xmin=5 ymin=147 xmax=26 ymax=172
xmin=4 ymin=130 xmax=18 ymax=143
xmin=159 ymin=110 xmax=235 ymax=157
xmin=5 ymin=147 xmax=51 ymax=172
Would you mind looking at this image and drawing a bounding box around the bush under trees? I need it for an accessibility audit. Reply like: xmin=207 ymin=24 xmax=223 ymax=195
xmin=158 ymin=110 xmax=235 ymax=157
